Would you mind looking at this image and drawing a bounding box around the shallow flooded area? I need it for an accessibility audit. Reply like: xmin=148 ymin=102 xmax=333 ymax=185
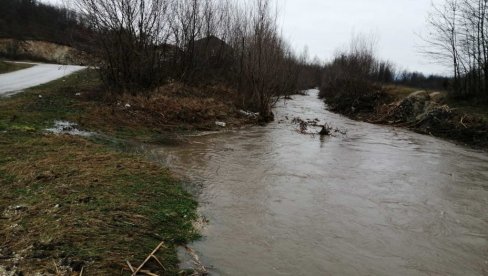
xmin=148 ymin=90 xmax=488 ymax=275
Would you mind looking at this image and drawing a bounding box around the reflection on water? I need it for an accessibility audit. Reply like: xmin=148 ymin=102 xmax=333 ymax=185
xmin=148 ymin=90 xmax=488 ymax=275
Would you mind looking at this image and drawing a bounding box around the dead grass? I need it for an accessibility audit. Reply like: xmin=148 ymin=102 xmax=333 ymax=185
xmin=80 ymin=82 xmax=253 ymax=136
xmin=383 ymin=85 xmax=435 ymax=98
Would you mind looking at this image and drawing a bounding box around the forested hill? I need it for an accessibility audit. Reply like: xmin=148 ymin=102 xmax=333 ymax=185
xmin=0 ymin=0 xmax=87 ymax=46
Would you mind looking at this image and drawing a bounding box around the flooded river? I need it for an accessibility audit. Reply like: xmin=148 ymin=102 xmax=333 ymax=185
xmin=148 ymin=89 xmax=488 ymax=275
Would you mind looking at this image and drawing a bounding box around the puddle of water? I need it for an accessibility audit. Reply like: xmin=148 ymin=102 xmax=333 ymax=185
xmin=148 ymin=90 xmax=488 ymax=275
xmin=45 ymin=121 xmax=94 ymax=137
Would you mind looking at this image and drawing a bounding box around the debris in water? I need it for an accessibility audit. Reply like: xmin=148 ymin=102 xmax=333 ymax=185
xmin=292 ymin=117 xmax=347 ymax=136
xmin=215 ymin=121 xmax=226 ymax=127
xmin=319 ymin=124 xmax=332 ymax=136
xmin=45 ymin=121 xmax=94 ymax=137
xmin=239 ymin=110 xmax=259 ymax=119
xmin=177 ymin=246 xmax=208 ymax=275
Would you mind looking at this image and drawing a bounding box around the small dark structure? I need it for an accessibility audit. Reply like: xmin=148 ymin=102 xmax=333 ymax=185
xmin=192 ymin=35 xmax=234 ymax=82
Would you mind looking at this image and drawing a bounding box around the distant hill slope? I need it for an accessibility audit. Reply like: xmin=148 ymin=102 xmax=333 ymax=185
xmin=0 ymin=0 xmax=89 ymax=47
xmin=0 ymin=39 xmax=90 ymax=65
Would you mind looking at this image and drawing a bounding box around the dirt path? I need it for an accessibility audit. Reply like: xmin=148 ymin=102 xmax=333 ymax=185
xmin=0 ymin=62 xmax=85 ymax=96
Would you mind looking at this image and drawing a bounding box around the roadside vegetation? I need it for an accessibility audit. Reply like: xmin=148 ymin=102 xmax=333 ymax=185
xmin=0 ymin=60 xmax=32 ymax=74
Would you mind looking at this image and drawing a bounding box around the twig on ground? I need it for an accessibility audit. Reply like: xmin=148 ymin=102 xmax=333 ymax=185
xmin=131 ymin=241 xmax=166 ymax=276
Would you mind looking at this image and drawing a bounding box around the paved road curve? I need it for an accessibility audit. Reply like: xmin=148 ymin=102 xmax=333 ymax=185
xmin=0 ymin=62 xmax=85 ymax=96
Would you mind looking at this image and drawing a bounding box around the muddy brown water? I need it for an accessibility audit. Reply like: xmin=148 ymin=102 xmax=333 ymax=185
xmin=147 ymin=89 xmax=488 ymax=275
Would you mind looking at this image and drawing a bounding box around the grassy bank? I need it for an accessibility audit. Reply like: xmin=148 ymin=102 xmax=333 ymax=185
xmin=0 ymin=70 xmax=250 ymax=274
xmin=0 ymin=61 xmax=33 ymax=74
xmin=321 ymin=85 xmax=488 ymax=149
xmin=0 ymin=69 xmax=254 ymax=141
xmin=0 ymin=133 xmax=198 ymax=275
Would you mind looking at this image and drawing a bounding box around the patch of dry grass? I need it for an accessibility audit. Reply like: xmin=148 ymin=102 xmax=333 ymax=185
xmin=79 ymin=82 xmax=253 ymax=136
xmin=383 ymin=85 xmax=431 ymax=99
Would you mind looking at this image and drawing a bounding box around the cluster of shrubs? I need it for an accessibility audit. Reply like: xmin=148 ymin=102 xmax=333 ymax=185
xmin=319 ymin=36 xmax=392 ymax=113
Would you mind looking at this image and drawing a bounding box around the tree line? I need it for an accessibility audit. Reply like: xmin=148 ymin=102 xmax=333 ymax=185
xmin=426 ymin=0 xmax=488 ymax=101
xmin=319 ymin=33 xmax=450 ymax=108
xmin=0 ymin=0 xmax=312 ymax=121
xmin=319 ymin=35 xmax=395 ymax=100
xmin=0 ymin=0 xmax=88 ymax=46
xmin=72 ymin=0 xmax=309 ymax=121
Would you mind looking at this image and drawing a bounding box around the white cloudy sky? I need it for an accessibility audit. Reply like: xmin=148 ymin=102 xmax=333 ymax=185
xmin=43 ymin=0 xmax=447 ymax=75
xmin=279 ymin=0 xmax=446 ymax=75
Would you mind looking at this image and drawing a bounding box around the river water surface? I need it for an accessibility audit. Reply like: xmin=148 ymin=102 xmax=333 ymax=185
xmin=149 ymin=90 xmax=488 ymax=275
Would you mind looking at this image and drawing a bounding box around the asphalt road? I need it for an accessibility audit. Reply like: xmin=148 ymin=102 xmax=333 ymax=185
xmin=0 ymin=62 xmax=85 ymax=96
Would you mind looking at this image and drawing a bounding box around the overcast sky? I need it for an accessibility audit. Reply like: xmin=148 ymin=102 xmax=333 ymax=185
xmin=279 ymin=0 xmax=446 ymax=75
xmin=43 ymin=0 xmax=447 ymax=75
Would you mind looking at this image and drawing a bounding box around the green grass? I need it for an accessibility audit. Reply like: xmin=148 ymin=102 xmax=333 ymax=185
xmin=0 ymin=71 xmax=199 ymax=275
xmin=0 ymin=60 xmax=34 ymax=74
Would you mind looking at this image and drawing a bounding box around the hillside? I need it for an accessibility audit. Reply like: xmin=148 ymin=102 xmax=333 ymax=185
xmin=0 ymin=0 xmax=89 ymax=49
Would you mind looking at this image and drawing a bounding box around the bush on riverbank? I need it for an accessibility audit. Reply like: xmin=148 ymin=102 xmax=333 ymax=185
xmin=319 ymin=35 xmax=395 ymax=114
xmin=82 ymin=81 xmax=258 ymax=134
xmin=73 ymin=0 xmax=303 ymax=122
xmin=318 ymin=35 xmax=488 ymax=148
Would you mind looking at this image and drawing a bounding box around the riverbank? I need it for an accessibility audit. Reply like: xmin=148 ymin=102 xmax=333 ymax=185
xmin=0 ymin=69 xmax=254 ymax=274
xmin=149 ymin=89 xmax=488 ymax=275
xmin=321 ymin=86 xmax=488 ymax=149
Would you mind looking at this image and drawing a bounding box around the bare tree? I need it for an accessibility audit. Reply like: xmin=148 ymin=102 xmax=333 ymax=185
xmin=74 ymin=0 xmax=172 ymax=93
xmin=425 ymin=0 xmax=488 ymax=100
xmin=72 ymin=0 xmax=303 ymax=120
xmin=231 ymin=0 xmax=300 ymax=121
